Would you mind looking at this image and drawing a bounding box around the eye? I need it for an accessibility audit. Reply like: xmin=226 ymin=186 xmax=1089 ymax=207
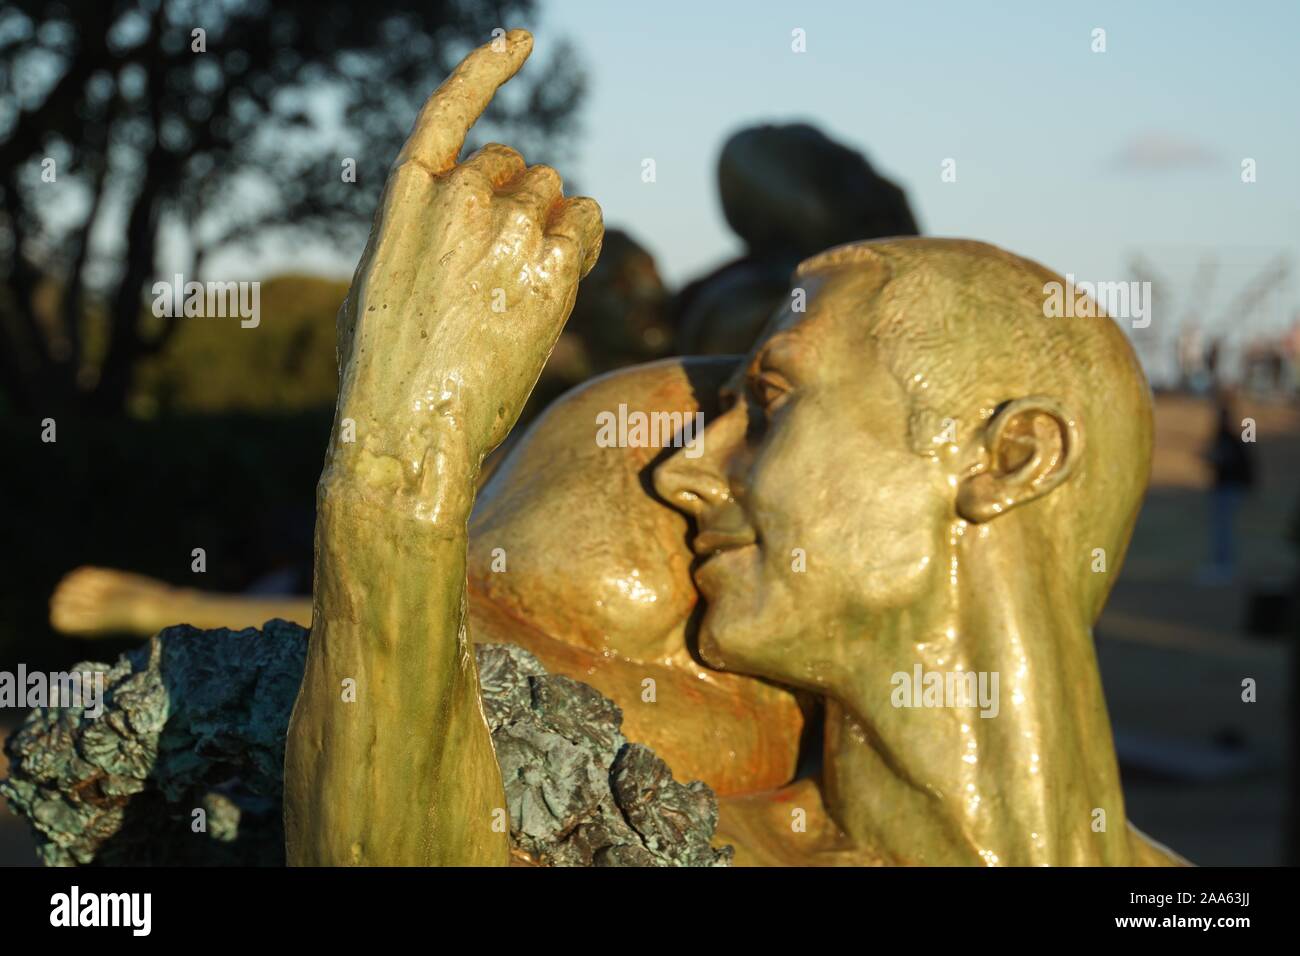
xmin=750 ymin=370 xmax=792 ymax=412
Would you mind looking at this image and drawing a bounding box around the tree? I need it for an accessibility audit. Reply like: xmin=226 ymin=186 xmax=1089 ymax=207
xmin=0 ymin=0 xmax=584 ymax=415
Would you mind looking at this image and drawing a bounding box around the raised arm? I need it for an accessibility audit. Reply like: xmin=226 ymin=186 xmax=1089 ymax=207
xmin=282 ymin=29 xmax=602 ymax=866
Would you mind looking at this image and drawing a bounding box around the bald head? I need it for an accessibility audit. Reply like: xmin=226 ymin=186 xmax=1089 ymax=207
xmin=794 ymin=238 xmax=1154 ymax=618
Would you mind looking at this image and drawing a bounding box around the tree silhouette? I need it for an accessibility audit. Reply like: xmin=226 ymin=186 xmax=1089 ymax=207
xmin=0 ymin=0 xmax=583 ymax=415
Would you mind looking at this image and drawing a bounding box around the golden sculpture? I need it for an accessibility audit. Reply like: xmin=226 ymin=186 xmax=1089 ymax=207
xmin=654 ymin=239 xmax=1178 ymax=866
xmin=47 ymin=30 xmax=1186 ymax=866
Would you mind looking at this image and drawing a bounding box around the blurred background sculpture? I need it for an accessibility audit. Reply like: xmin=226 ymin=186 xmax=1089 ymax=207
xmin=673 ymin=123 xmax=919 ymax=355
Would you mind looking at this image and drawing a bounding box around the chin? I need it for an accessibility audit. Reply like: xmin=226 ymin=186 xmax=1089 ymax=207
xmin=696 ymin=601 xmax=779 ymax=678
xmin=696 ymin=599 xmax=748 ymax=671
xmin=696 ymin=622 xmax=728 ymax=670
xmin=692 ymin=551 xmax=785 ymax=673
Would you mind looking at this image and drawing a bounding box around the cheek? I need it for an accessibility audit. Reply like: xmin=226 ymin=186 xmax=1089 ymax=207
xmin=753 ymin=427 xmax=946 ymax=604
xmin=852 ymin=464 xmax=950 ymax=605
xmin=857 ymin=514 xmax=943 ymax=606
xmin=743 ymin=405 xmax=840 ymax=548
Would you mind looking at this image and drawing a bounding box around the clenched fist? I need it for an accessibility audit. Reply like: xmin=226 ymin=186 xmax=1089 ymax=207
xmin=328 ymin=29 xmax=602 ymax=519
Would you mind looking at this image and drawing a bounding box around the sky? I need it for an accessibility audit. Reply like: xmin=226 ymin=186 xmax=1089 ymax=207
xmin=221 ymin=0 xmax=1300 ymax=375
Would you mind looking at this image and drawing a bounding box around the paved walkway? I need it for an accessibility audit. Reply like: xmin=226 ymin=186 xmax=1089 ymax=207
xmin=1097 ymin=393 xmax=1297 ymax=865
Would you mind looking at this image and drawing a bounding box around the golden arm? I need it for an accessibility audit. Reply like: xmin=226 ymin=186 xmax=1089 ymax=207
xmin=280 ymin=29 xmax=601 ymax=866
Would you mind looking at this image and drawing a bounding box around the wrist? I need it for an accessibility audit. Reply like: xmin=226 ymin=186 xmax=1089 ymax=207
xmin=317 ymin=439 xmax=477 ymax=531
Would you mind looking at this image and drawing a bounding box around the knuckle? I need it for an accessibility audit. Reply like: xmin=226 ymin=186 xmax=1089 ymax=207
xmin=531 ymin=164 xmax=562 ymax=191
xmin=506 ymin=203 xmax=542 ymax=235
xmin=468 ymin=143 xmax=521 ymax=170
xmin=551 ymin=198 xmax=600 ymax=236
xmin=446 ymin=165 xmax=493 ymax=198
xmin=482 ymin=142 xmax=523 ymax=163
xmin=543 ymin=235 xmax=580 ymax=270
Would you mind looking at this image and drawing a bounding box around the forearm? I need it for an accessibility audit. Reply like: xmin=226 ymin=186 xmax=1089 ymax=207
xmin=283 ymin=457 xmax=508 ymax=866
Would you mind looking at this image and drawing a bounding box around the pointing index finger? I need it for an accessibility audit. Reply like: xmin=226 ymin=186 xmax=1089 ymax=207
xmin=397 ymin=29 xmax=534 ymax=173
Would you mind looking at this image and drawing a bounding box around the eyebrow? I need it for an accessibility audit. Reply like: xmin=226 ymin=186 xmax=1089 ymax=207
xmin=747 ymin=333 xmax=800 ymax=379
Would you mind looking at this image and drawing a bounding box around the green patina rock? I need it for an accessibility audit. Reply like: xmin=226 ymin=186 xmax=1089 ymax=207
xmin=1 ymin=621 xmax=730 ymax=867
xmin=479 ymin=643 xmax=728 ymax=866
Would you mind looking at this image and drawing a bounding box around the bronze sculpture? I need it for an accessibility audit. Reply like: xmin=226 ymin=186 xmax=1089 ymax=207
xmin=37 ymin=30 xmax=1186 ymax=866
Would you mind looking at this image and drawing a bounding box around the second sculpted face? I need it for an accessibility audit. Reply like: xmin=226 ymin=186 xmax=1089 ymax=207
xmin=654 ymin=266 xmax=956 ymax=693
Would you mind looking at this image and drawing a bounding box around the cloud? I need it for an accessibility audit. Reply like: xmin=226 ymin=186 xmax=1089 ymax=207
xmin=1109 ymin=132 xmax=1219 ymax=171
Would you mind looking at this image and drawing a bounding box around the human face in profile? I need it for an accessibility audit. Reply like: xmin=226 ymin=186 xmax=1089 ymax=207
xmin=654 ymin=268 xmax=954 ymax=691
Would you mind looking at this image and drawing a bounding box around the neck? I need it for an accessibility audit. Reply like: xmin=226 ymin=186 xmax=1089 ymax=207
xmin=822 ymin=522 xmax=1131 ymax=865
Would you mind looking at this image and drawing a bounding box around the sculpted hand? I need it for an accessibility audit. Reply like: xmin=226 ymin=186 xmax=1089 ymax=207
xmin=329 ymin=29 xmax=603 ymax=516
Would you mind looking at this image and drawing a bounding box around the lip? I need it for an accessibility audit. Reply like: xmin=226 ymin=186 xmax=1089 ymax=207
xmin=692 ymin=529 xmax=758 ymax=559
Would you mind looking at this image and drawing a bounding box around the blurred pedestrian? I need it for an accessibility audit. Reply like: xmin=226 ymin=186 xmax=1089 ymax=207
xmin=1200 ymin=391 xmax=1256 ymax=584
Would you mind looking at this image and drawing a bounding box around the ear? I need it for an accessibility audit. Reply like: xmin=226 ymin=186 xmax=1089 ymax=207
xmin=956 ymin=396 xmax=1083 ymax=524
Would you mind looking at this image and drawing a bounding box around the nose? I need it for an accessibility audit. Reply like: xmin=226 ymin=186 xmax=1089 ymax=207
xmin=653 ymin=400 xmax=747 ymax=518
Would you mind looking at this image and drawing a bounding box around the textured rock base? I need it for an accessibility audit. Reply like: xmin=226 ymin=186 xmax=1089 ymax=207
xmin=2 ymin=620 xmax=731 ymax=867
